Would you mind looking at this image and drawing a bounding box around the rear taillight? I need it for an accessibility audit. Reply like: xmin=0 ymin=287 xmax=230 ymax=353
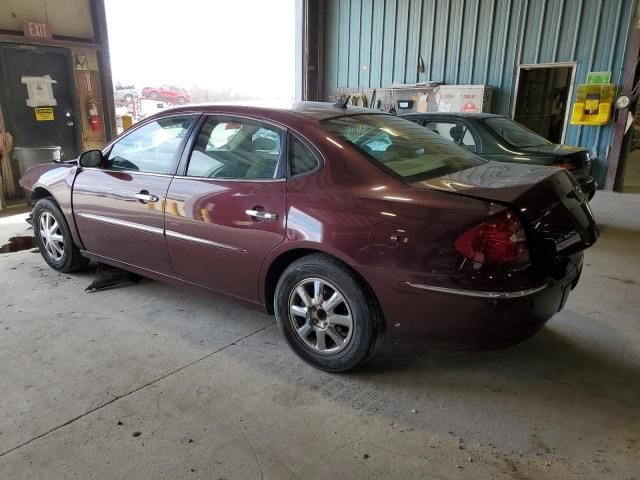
xmin=554 ymin=162 xmax=576 ymax=172
xmin=455 ymin=211 xmax=529 ymax=266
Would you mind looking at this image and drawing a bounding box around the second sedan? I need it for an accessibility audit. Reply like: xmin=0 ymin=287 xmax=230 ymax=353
xmin=402 ymin=112 xmax=597 ymax=200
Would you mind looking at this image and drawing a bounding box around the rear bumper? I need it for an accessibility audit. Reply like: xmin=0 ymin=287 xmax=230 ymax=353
xmin=578 ymin=176 xmax=597 ymax=200
xmin=370 ymin=255 xmax=583 ymax=349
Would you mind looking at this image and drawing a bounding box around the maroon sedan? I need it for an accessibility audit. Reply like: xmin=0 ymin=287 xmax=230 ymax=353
xmin=20 ymin=102 xmax=598 ymax=372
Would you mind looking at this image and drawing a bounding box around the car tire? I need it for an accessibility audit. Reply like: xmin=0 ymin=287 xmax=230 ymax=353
xmin=177 ymin=96 xmax=186 ymax=104
xmin=274 ymin=253 xmax=381 ymax=372
xmin=149 ymin=91 xmax=158 ymax=99
xmin=33 ymin=197 xmax=89 ymax=273
xmin=124 ymin=94 xmax=133 ymax=102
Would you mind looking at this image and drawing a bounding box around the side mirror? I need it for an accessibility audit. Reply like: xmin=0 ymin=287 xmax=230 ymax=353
xmin=79 ymin=149 xmax=104 ymax=168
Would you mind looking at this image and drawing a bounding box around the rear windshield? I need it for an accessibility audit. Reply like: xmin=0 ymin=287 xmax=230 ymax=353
xmin=484 ymin=117 xmax=550 ymax=147
xmin=321 ymin=114 xmax=485 ymax=182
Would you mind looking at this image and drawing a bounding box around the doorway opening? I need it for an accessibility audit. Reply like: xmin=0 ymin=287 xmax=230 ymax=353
xmin=0 ymin=44 xmax=80 ymax=195
xmin=512 ymin=63 xmax=576 ymax=144
xmin=621 ymin=103 xmax=640 ymax=193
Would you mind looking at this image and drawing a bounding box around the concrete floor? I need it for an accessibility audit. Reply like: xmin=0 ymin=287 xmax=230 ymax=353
xmin=0 ymin=192 xmax=638 ymax=480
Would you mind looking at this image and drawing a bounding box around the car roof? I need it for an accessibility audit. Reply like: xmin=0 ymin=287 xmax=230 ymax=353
xmin=159 ymin=101 xmax=384 ymax=122
xmin=401 ymin=112 xmax=504 ymax=120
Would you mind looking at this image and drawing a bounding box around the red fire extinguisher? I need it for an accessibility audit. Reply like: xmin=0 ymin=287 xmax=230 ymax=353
xmin=87 ymin=100 xmax=100 ymax=133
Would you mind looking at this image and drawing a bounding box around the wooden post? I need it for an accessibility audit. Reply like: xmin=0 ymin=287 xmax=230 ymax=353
xmin=301 ymin=0 xmax=324 ymax=101
xmin=89 ymin=0 xmax=117 ymax=142
xmin=605 ymin=16 xmax=640 ymax=191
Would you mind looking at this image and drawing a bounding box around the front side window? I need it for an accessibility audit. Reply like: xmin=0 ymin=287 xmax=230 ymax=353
xmin=424 ymin=121 xmax=476 ymax=151
xmin=321 ymin=114 xmax=485 ymax=182
xmin=107 ymin=115 xmax=194 ymax=174
xmin=186 ymin=117 xmax=282 ymax=179
xmin=484 ymin=117 xmax=550 ymax=147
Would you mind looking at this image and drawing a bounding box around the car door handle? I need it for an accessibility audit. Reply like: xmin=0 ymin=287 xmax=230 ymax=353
xmin=245 ymin=209 xmax=278 ymax=220
xmin=135 ymin=193 xmax=159 ymax=203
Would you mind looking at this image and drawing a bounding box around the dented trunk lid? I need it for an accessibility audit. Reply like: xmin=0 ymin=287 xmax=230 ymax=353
xmin=414 ymin=161 xmax=599 ymax=256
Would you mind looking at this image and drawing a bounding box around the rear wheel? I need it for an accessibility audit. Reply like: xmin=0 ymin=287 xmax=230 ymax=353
xmin=177 ymin=96 xmax=186 ymax=104
xmin=149 ymin=90 xmax=158 ymax=99
xmin=274 ymin=254 xmax=380 ymax=372
xmin=33 ymin=197 xmax=89 ymax=273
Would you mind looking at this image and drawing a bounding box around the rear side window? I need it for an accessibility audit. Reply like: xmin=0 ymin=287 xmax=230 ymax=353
xmin=107 ymin=115 xmax=194 ymax=174
xmin=424 ymin=121 xmax=477 ymax=151
xmin=484 ymin=117 xmax=550 ymax=147
xmin=186 ymin=116 xmax=283 ymax=179
xmin=290 ymin=137 xmax=319 ymax=176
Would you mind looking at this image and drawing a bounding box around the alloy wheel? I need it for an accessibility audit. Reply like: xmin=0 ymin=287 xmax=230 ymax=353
xmin=288 ymin=278 xmax=354 ymax=354
xmin=39 ymin=211 xmax=64 ymax=262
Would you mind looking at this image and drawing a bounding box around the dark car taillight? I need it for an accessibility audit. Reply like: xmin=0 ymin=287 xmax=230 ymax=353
xmin=455 ymin=211 xmax=529 ymax=266
xmin=554 ymin=162 xmax=577 ymax=172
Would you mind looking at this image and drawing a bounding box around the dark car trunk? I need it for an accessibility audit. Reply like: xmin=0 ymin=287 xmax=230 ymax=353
xmin=520 ymin=144 xmax=592 ymax=181
xmin=415 ymin=161 xmax=599 ymax=258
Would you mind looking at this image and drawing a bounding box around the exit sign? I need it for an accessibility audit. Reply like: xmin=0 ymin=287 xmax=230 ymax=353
xmin=23 ymin=21 xmax=52 ymax=40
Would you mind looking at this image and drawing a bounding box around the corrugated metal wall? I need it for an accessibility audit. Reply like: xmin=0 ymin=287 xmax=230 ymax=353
xmin=323 ymin=0 xmax=637 ymax=184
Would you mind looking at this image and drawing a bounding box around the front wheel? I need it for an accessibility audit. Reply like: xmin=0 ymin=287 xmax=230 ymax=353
xmin=33 ymin=197 xmax=89 ymax=272
xmin=274 ymin=254 xmax=381 ymax=372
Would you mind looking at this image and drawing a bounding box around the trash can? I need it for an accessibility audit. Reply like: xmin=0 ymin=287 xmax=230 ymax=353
xmin=12 ymin=146 xmax=62 ymax=201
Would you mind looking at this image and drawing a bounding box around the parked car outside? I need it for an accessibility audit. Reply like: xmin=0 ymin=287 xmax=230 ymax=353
xmin=114 ymin=85 xmax=137 ymax=103
xmin=402 ymin=112 xmax=597 ymax=200
xmin=141 ymin=85 xmax=190 ymax=104
xmin=20 ymin=103 xmax=598 ymax=372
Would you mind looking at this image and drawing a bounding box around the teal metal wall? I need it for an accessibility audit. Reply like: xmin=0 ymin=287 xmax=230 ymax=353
xmin=324 ymin=0 xmax=637 ymax=184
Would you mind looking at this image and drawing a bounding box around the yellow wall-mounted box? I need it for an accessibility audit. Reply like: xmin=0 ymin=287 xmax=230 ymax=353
xmin=570 ymin=84 xmax=615 ymax=126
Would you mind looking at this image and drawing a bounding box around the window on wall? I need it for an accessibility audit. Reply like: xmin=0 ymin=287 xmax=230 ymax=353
xmin=186 ymin=117 xmax=283 ymax=179
xmin=107 ymin=115 xmax=194 ymax=174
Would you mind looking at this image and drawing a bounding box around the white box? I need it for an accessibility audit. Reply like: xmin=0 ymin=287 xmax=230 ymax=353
xmin=435 ymin=85 xmax=492 ymax=113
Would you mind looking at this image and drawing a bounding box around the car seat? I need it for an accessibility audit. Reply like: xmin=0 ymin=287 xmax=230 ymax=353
xmin=382 ymin=144 xmax=416 ymax=163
